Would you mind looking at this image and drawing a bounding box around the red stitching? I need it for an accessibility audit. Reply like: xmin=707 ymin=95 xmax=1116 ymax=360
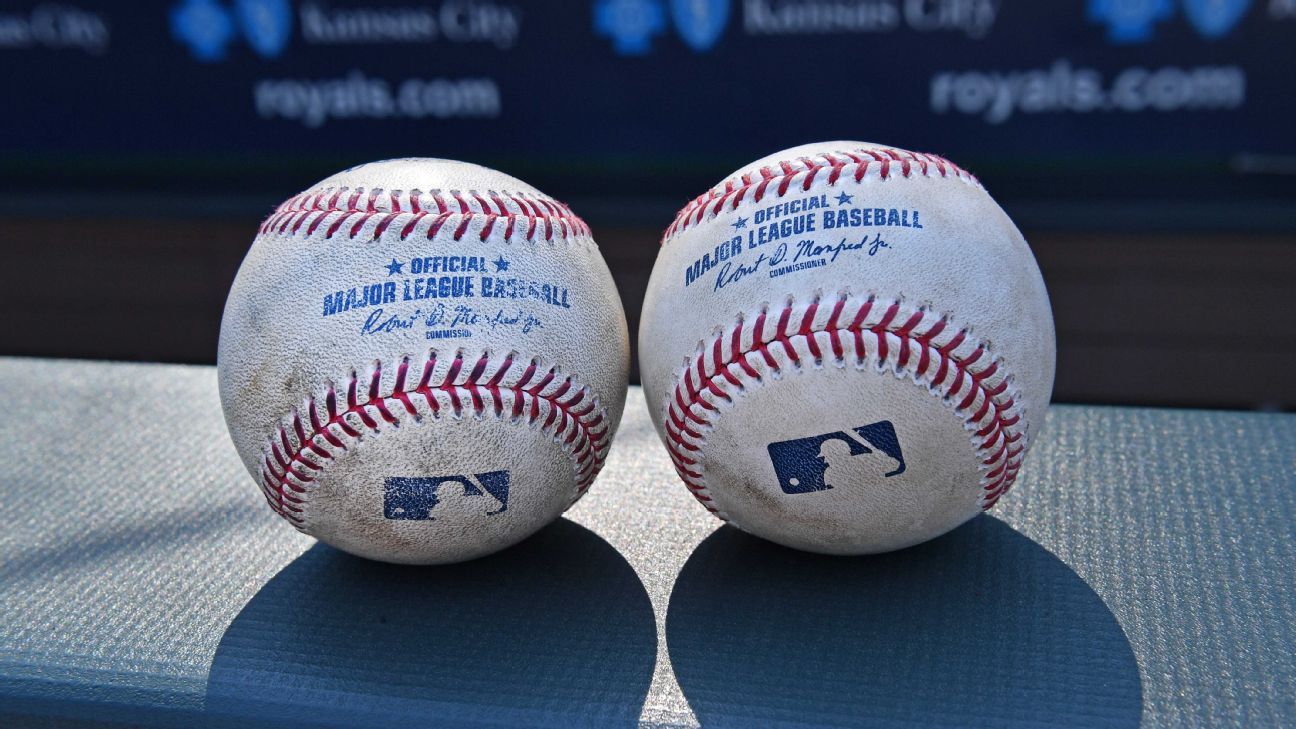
xmin=662 ymin=295 xmax=1027 ymax=520
xmin=259 ymin=352 xmax=609 ymax=528
xmin=663 ymin=146 xmax=979 ymax=243
xmin=258 ymin=187 xmax=592 ymax=243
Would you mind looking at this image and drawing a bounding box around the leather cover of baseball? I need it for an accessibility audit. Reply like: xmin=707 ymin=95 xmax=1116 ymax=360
xmin=218 ymin=159 xmax=629 ymax=564
xmin=640 ymin=142 xmax=1055 ymax=554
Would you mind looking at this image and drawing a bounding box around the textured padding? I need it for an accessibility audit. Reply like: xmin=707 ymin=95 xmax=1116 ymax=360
xmin=1 ymin=357 xmax=1295 ymax=727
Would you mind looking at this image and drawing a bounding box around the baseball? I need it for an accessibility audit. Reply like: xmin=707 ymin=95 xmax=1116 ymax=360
xmin=218 ymin=159 xmax=629 ymax=564
xmin=640 ymin=142 xmax=1055 ymax=555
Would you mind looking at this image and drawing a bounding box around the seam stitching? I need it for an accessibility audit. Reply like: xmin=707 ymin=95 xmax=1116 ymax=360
xmin=662 ymin=147 xmax=981 ymax=243
xmin=259 ymin=351 xmax=609 ymax=528
xmin=662 ymin=294 xmax=1026 ymax=522
xmin=259 ymin=187 xmax=592 ymax=243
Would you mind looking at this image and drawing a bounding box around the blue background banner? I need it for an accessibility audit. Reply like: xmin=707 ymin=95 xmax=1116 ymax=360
xmin=2 ymin=0 xmax=1293 ymax=211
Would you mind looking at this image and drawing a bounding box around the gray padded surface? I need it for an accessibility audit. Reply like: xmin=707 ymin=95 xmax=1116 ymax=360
xmin=0 ymin=357 xmax=1293 ymax=727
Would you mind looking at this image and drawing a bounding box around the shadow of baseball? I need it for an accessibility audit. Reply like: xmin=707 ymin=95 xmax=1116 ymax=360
xmin=205 ymin=518 xmax=655 ymax=728
xmin=666 ymin=515 xmax=1142 ymax=728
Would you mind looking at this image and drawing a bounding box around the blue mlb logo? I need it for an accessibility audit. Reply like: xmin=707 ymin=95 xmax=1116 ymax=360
xmin=767 ymin=422 xmax=905 ymax=495
xmin=384 ymin=471 xmax=510 ymax=520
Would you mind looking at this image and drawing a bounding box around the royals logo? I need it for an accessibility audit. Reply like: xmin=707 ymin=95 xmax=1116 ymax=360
xmin=1182 ymin=0 xmax=1251 ymax=38
xmin=1087 ymin=0 xmax=1251 ymax=43
xmin=1086 ymin=0 xmax=1175 ymax=43
xmin=384 ymin=471 xmax=510 ymax=519
xmin=593 ymin=0 xmax=668 ymax=55
xmin=594 ymin=0 xmax=728 ymax=54
xmin=670 ymin=0 xmax=729 ymax=51
xmin=171 ymin=0 xmax=292 ymax=60
xmin=767 ymin=421 xmax=905 ymax=495
xmin=235 ymin=0 xmax=293 ymax=57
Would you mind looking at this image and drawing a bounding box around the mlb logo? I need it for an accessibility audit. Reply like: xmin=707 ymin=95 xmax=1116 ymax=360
xmin=384 ymin=471 xmax=511 ymax=520
xmin=767 ymin=421 xmax=905 ymax=495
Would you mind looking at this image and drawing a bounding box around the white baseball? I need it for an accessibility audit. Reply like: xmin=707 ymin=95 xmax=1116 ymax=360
xmin=640 ymin=142 xmax=1055 ymax=554
xmin=218 ymin=159 xmax=629 ymax=564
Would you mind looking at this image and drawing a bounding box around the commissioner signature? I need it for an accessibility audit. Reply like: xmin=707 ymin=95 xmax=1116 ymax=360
xmin=360 ymin=303 xmax=543 ymax=336
xmin=794 ymin=232 xmax=890 ymax=263
xmin=714 ymin=233 xmax=890 ymax=291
